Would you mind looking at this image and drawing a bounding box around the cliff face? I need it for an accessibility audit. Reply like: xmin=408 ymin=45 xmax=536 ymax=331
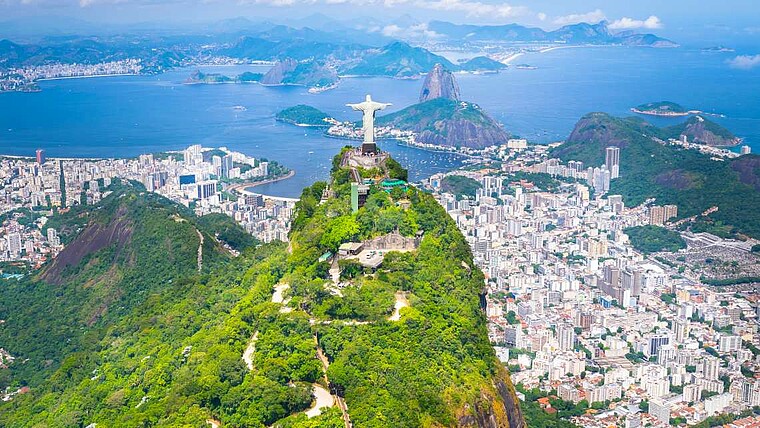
xmin=261 ymin=59 xmax=338 ymax=88
xmin=377 ymin=98 xmax=510 ymax=149
xmin=675 ymin=115 xmax=740 ymax=146
xmin=731 ymin=154 xmax=760 ymax=191
xmin=420 ymin=63 xmax=461 ymax=103
xmin=261 ymin=58 xmax=299 ymax=84
xmin=457 ymin=370 xmax=526 ymax=428
xmin=416 ymin=114 xmax=510 ymax=149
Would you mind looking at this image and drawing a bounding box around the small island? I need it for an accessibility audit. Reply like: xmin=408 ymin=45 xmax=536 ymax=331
xmin=185 ymin=70 xmax=263 ymax=85
xmin=275 ymin=105 xmax=335 ymax=127
xmin=631 ymin=101 xmax=696 ymax=117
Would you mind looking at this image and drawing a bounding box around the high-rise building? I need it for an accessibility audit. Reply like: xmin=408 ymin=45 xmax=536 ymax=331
xmin=221 ymin=154 xmax=234 ymax=178
xmin=604 ymin=265 xmax=621 ymax=287
xmin=590 ymin=166 xmax=611 ymax=193
xmin=673 ymin=317 xmax=689 ymax=343
xmin=605 ymin=146 xmax=620 ymax=179
xmin=35 ymin=149 xmax=45 ymax=164
xmin=47 ymin=228 xmax=61 ymax=247
xmin=719 ymin=335 xmax=741 ymax=353
xmin=663 ymin=204 xmax=678 ymax=220
xmin=557 ymin=324 xmax=576 ymax=351
xmin=6 ymin=233 xmax=22 ymax=256
xmin=702 ymin=357 xmax=720 ymax=380
xmin=194 ymin=180 xmax=217 ymax=200
xmin=649 ymin=206 xmax=665 ymax=225
xmin=649 ymin=399 xmax=671 ymax=424
xmin=683 ymin=384 xmax=701 ymax=403
xmin=245 ymin=194 xmax=264 ymax=208
xmin=645 ymin=333 xmax=670 ymax=357
xmin=741 ymin=145 xmax=752 ymax=155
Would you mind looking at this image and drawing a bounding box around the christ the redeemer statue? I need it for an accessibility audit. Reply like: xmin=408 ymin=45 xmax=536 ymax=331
xmin=346 ymin=94 xmax=391 ymax=154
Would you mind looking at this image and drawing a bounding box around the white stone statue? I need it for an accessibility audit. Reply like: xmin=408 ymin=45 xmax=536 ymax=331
xmin=346 ymin=94 xmax=391 ymax=143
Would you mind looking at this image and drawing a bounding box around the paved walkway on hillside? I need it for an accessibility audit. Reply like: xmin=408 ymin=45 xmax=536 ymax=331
xmin=242 ymin=331 xmax=258 ymax=371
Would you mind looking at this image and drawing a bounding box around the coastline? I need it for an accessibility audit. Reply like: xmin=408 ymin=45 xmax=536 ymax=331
xmin=36 ymin=73 xmax=140 ymax=82
xmin=631 ymin=108 xmax=691 ymax=117
xmin=227 ymin=170 xmax=296 ymax=195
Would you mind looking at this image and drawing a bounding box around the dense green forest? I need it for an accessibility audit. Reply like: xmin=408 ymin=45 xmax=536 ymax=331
xmin=624 ymin=225 xmax=687 ymax=253
xmin=276 ymin=105 xmax=333 ymax=127
xmin=0 ymin=156 xmax=525 ymax=427
xmin=440 ymin=174 xmax=482 ymax=198
xmin=554 ymin=113 xmax=760 ymax=238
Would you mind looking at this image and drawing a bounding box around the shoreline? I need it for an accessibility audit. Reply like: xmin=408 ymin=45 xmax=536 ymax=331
xmin=631 ymin=108 xmax=692 ymax=117
xmin=227 ymin=170 xmax=297 ymax=195
xmin=36 ymin=73 xmax=140 ymax=82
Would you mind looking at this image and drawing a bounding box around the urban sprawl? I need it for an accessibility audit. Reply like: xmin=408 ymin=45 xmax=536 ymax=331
xmin=0 ymin=145 xmax=293 ymax=268
xmin=2 ymin=132 xmax=760 ymax=428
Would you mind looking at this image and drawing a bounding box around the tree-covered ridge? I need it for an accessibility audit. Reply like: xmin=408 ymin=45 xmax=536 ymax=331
xmin=286 ymin=151 xmax=524 ymax=427
xmin=0 ymin=153 xmax=524 ymax=427
xmin=554 ymin=112 xmax=760 ymax=238
xmin=441 ymin=175 xmax=483 ymax=198
xmin=276 ymin=105 xmax=333 ymax=127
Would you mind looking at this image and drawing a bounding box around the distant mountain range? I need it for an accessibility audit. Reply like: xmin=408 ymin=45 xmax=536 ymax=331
xmin=426 ymin=20 xmax=677 ymax=47
xmin=0 ymin=17 xmax=677 ymax=70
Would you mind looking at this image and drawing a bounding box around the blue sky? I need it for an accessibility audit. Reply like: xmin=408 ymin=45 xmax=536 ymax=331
xmin=2 ymin=0 xmax=760 ymax=43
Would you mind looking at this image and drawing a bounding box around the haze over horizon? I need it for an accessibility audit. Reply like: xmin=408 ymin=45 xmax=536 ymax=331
xmin=2 ymin=0 xmax=760 ymax=46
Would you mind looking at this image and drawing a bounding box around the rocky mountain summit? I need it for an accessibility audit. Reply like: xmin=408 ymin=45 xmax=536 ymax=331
xmin=377 ymin=64 xmax=510 ymax=149
xmin=674 ymin=115 xmax=741 ymax=147
xmin=260 ymin=58 xmax=299 ymax=84
xmin=419 ymin=63 xmax=460 ymax=103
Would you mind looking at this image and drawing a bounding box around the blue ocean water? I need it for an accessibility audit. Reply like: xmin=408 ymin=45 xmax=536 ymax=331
xmin=0 ymin=46 xmax=758 ymax=197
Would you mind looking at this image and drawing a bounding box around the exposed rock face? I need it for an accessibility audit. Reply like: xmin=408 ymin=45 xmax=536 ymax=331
xmin=420 ymin=63 xmax=461 ymax=103
xmin=261 ymin=58 xmax=298 ymax=85
xmin=40 ymin=206 xmax=133 ymax=285
xmin=731 ymin=154 xmax=760 ymax=191
xmin=416 ymin=115 xmax=509 ymax=149
xmin=456 ymin=370 xmax=526 ymax=428
xmin=678 ymin=115 xmax=741 ymax=146
xmin=377 ymin=98 xmax=510 ymax=149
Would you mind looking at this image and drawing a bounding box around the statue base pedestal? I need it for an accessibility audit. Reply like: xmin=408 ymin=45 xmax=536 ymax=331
xmin=345 ymin=147 xmax=389 ymax=170
xmin=361 ymin=142 xmax=377 ymax=155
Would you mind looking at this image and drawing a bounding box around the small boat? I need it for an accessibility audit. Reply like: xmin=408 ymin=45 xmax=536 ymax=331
xmin=308 ymin=151 xmax=314 ymax=154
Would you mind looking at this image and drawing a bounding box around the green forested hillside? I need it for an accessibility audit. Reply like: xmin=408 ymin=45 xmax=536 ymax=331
xmin=624 ymin=225 xmax=687 ymax=253
xmin=0 ymin=155 xmax=524 ymax=427
xmin=441 ymin=175 xmax=483 ymax=198
xmin=554 ymin=112 xmax=760 ymax=238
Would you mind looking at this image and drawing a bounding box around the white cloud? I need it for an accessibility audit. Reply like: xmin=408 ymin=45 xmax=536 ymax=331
xmin=553 ymin=9 xmax=606 ymax=26
xmin=536 ymin=12 xmax=546 ymax=21
xmin=608 ymin=15 xmax=662 ymax=30
xmin=381 ymin=24 xmax=402 ymax=36
xmin=727 ymin=54 xmax=760 ymax=70
xmin=381 ymin=22 xmax=441 ymax=39
xmin=239 ymin=0 xmax=298 ymax=6
xmin=412 ymin=0 xmax=529 ymax=18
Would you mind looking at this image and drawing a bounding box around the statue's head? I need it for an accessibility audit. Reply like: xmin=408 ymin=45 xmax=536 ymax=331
xmin=366 ymin=94 xmax=372 ymax=102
